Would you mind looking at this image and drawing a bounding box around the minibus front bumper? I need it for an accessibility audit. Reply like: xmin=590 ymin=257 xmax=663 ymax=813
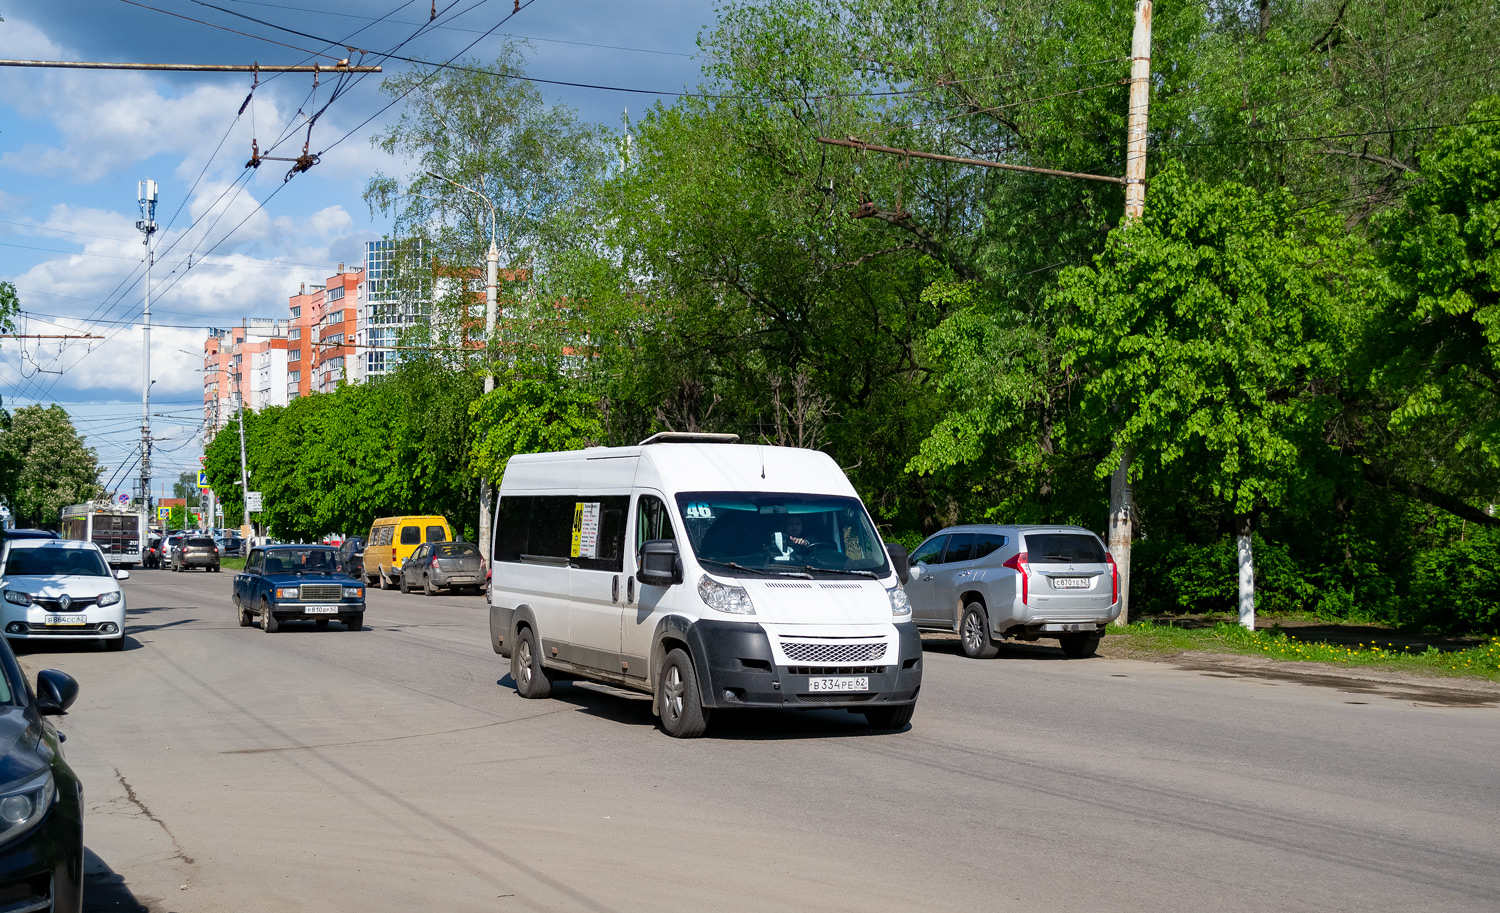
xmin=689 ymin=620 xmax=922 ymax=711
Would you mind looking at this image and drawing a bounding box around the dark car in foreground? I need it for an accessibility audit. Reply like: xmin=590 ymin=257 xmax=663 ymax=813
xmin=399 ymin=541 xmax=484 ymax=595
xmin=233 ymin=545 xmax=365 ymax=632
xmin=0 ymin=636 xmax=83 ymax=913
xmin=172 ymin=536 xmax=220 ymax=573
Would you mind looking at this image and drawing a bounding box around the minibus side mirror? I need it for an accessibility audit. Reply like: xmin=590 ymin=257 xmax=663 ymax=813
xmin=638 ymin=539 xmax=682 ymax=588
xmin=885 ymin=542 xmax=910 ymax=585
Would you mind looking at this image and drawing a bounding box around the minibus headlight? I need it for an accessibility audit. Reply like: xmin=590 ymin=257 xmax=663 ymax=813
xmin=887 ymin=585 xmax=911 ymax=617
xmin=697 ymin=575 xmax=755 ymax=615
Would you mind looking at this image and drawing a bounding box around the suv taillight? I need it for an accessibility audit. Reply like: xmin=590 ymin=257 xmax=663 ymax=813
xmin=1002 ymin=551 xmax=1030 ymax=605
xmin=1106 ymin=551 xmax=1119 ymax=604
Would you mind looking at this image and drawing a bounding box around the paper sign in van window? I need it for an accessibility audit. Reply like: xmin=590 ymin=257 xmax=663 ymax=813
xmin=571 ymin=502 xmax=601 ymax=558
xmin=684 ymin=502 xmax=713 ymax=519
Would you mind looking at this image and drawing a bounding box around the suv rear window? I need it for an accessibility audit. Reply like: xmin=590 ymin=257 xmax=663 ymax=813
xmin=434 ymin=542 xmax=478 ymax=557
xmin=187 ymin=537 xmax=216 ymax=547
xmin=1025 ymin=533 xmax=1106 ymax=564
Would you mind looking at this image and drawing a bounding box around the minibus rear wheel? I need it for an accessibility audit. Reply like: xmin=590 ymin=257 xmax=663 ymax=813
xmin=658 ymin=648 xmax=709 ymax=738
xmin=513 ymin=626 xmax=552 ymax=699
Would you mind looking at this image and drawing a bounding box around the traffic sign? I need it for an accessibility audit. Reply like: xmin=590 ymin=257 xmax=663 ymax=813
xmin=197 ymin=470 xmax=209 ymax=489
xmin=246 ymin=491 xmax=263 ymax=512
xmin=157 ymin=507 xmax=170 ymax=522
xmin=116 ymin=493 xmax=130 ymax=507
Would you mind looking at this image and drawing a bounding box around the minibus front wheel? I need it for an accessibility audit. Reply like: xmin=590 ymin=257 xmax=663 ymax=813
xmin=658 ymin=648 xmax=710 ymax=739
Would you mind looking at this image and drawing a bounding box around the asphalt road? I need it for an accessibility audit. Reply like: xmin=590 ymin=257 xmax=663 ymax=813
xmin=14 ymin=568 xmax=1500 ymax=913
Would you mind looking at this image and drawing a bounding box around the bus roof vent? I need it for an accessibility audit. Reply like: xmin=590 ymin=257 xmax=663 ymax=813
xmin=638 ymin=432 xmax=741 ymax=446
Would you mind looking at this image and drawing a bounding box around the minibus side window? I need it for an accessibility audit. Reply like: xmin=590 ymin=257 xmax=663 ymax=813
xmin=400 ymin=526 xmax=421 ymax=545
xmin=635 ymin=495 xmax=674 ymax=550
xmin=425 ymin=525 xmax=446 ymax=542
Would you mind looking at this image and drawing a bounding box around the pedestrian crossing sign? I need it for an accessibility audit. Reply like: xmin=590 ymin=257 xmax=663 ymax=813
xmin=197 ymin=470 xmax=209 ymax=489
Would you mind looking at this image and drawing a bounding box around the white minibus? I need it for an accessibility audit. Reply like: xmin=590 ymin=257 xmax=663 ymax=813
xmin=487 ymin=433 xmax=921 ymax=737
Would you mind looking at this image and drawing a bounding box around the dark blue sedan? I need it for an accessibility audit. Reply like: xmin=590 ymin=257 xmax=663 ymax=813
xmin=232 ymin=545 xmax=366 ymax=632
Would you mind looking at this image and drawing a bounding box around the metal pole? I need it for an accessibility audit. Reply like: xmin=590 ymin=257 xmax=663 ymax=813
xmin=0 ymin=60 xmax=380 ymax=72
xmin=479 ymin=237 xmax=498 ymax=557
xmin=136 ymin=180 xmax=158 ymax=518
xmin=237 ymin=392 xmax=251 ymax=531
xmin=1110 ymin=1 xmax=1153 ymax=627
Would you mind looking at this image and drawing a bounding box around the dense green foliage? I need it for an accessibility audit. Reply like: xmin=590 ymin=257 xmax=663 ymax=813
xmin=204 ymin=360 xmax=481 ymax=542
xmin=0 ymin=405 xmax=100 ymax=528
xmin=219 ymin=1 xmax=1500 ymax=632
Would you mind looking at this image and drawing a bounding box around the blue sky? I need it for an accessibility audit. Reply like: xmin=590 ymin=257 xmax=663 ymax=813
xmin=0 ymin=0 xmax=712 ymax=492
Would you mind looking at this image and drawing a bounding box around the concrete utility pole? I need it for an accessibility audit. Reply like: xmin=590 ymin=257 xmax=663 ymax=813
xmin=426 ymin=171 xmax=499 ymax=553
xmin=1109 ymin=0 xmax=1153 ymax=628
xmin=135 ymin=180 xmax=159 ymax=516
xmin=237 ymin=391 xmax=251 ymax=532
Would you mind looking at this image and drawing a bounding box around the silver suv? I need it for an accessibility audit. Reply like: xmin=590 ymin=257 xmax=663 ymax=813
xmin=904 ymin=525 xmax=1119 ymax=658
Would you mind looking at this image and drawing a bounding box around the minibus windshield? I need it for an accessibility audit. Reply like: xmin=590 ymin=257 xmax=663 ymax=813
xmin=675 ymin=492 xmax=891 ymax=578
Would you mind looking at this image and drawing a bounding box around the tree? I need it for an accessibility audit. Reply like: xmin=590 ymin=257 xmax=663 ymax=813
xmin=469 ymin=371 xmax=604 ymax=486
xmin=172 ymin=471 xmax=198 ymax=501
xmin=1055 ymin=165 xmax=1376 ymax=628
xmin=0 ymin=405 xmax=102 ymax=528
xmin=1359 ymin=101 xmax=1500 ymax=521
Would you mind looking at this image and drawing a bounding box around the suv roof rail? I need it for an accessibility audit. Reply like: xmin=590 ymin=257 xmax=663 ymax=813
xmin=637 ymin=432 xmax=741 ymax=446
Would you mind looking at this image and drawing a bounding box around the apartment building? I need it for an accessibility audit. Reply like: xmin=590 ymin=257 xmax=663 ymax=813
xmin=202 ymin=320 xmax=287 ymax=434
xmin=202 ymin=239 xmax=443 ymax=429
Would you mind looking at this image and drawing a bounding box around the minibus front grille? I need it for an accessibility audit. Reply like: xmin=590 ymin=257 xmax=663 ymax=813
xmin=796 ymin=692 xmax=878 ymax=703
xmin=780 ymin=641 xmax=888 ymax=663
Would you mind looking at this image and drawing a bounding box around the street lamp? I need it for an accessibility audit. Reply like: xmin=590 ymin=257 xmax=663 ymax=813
xmin=425 ymin=170 xmax=500 ymax=556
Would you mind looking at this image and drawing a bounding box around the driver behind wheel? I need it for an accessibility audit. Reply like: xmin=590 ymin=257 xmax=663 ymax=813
xmin=772 ymin=514 xmax=811 ymax=561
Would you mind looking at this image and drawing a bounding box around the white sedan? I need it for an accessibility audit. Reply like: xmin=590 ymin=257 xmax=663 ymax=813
xmin=0 ymin=539 xmax=128 ymax=650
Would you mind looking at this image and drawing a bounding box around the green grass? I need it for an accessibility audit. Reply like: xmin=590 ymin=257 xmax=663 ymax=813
xmin=219 ymin=556 xmax=246 ymax=570
xmin=1107 ymin=621 xmax=1500 ymax=682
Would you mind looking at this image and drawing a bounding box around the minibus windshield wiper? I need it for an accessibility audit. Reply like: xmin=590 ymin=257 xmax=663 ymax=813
xmin=795 ymin=566 xmax=880 ymax=578
xmin=698 ymin=558 xmax=777 ymax=576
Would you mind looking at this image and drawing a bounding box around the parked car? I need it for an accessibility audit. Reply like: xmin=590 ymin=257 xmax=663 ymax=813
xmin=162 ymin=533 xmax=185 ymax=566
xmin=0 ymin=539 xmax=129 ymax=651
xmin=172 ymin=536 xmax=220 ymax=573
xmin=0 ymin=637 xmax=83 ymax=913
xmin=141 ymin=534 xmax=163 ymax=569
xmin=233 ymin=545 xmax=365 ymax=632
xmin=214 ymin=536 xmax=244 ymax=558
xmin=362 ymin=515 xmax=451 ymax=590
xmin=334 ymin=537 xmax=364 ymax=576
xmin=1 ymin=529 xmax=60 ymax=541
xmin=489 ymin=434 xmax=922 ymax=737
xmin=904 ymin=524 xmax=1119 ymax=659
xmin=400 ymin=541 xmax=484 ymax=596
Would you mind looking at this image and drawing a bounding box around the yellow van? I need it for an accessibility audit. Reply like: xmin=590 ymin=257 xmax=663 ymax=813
xmin=364 ymin=515 xmax=452 ymax=589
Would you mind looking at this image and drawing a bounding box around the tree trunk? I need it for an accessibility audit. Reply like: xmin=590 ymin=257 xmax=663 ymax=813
xmin=1236 ymin=513 xmax=1255 ymax=631
xmin=1108 ymin=448 xmax=1134 ymax=626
